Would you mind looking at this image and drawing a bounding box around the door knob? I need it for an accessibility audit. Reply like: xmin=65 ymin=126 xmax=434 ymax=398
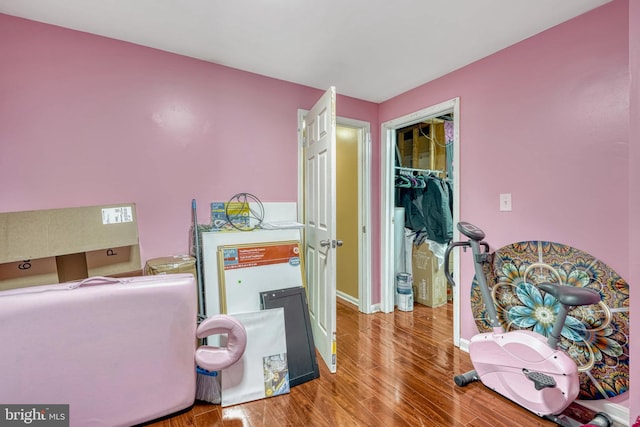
xmin=320 ymin=239 xmax=343 ymax=248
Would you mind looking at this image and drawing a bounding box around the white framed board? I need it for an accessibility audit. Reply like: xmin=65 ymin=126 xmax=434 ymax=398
xmin=201 ymin=228 xmax=301 ymax=317
xmin=220 ymin=308 xmax=289 ymax=406
xmin=218 ymin=240 xmax=305 ymax=315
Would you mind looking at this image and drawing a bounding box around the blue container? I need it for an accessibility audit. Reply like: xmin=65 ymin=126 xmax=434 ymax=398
xmin=396 ymin=273 xmax=413 ymax=295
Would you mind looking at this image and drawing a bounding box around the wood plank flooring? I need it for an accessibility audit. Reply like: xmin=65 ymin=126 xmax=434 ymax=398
xmin=146 ymin=300 xmax=564 ymax=427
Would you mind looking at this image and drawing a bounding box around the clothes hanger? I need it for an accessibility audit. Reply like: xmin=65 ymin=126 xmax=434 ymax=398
xmin=395 ymin=174 xmax=411 ymax=188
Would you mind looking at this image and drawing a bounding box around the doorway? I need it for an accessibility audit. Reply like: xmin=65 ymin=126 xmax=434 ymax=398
xmin=380 ymin=98 xmax=461 ymax=346
xmin=336 ymin=124 xmax=363 ymax=306
xmin=297 ymin=112 xmax=373 ymax=314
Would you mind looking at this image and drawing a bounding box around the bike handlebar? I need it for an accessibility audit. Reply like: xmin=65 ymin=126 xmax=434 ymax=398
xmin=444 ymin=239 xmax=490 ymax=287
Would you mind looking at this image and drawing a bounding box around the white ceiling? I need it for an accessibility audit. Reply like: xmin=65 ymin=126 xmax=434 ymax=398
xmin=0 ymin=0 xmax=611 ymax=103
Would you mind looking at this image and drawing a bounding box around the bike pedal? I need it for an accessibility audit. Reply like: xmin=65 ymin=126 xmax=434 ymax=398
xmin=523 ymin=369 xmax=556 ymax=390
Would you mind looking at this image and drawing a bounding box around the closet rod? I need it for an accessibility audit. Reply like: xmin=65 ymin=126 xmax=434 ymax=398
xmin=395 ymin=166 xmax=444 ymax=175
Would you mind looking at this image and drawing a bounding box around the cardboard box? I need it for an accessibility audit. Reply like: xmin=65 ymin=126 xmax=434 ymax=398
xmin=144 ymin=255 xmax=197 ymax=278
xmin=0 ymin=203 xmax=141 ymax=290
xmin=412 ymin=242 xmax=447 ymax=307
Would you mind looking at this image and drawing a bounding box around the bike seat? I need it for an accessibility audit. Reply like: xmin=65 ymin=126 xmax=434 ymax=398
xmin=537 ymin=282 xmax=601 ymax=307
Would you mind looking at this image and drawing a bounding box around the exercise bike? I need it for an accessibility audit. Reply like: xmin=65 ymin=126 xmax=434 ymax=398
xmin=443 ymin=222 xmax=611 ymax=427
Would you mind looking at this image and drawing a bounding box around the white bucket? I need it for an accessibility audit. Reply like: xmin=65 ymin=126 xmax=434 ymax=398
xmin=397 ymin=292 xmax=414 ymax=312
xmin=396 ymin=272 xmax=414 ymax=311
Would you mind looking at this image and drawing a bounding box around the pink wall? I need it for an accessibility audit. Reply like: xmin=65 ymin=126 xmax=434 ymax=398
xmin=0 ymin=15 xmax=378 ymax=269
xmin=628 ymin=0 xmax=639 ymax=423
xmin=1 ymin=4 xmax=635 ymax=421
xmin=381 ymin=0 xmax=632 ymax=417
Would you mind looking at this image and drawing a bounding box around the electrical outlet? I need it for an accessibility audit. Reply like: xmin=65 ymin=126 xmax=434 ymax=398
xmin=500 ymin=193 xmax=512 ymax=211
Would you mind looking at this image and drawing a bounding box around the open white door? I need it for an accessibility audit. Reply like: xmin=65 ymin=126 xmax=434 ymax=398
xmin=303 ymin=87 xmax=338 ymax=373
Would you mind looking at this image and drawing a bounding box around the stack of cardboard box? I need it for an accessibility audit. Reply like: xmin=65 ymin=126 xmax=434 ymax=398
xmin=0 ymin=204 xmax=141 ymax=291
xmin=412 ymin=242 xmax=448 ymax=307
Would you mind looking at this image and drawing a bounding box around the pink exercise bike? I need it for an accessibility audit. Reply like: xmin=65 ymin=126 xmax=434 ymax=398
xmin=444 ymin=222 xmax=611 ymax=427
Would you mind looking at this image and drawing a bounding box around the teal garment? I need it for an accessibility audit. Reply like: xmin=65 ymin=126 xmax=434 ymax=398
xmin=446 ymin=142 xmax=454 ymax=179
xmin=422 ymin=178 xmax=453 ymax=244
xmin=399 ymin=189 xmax=426 ymax=232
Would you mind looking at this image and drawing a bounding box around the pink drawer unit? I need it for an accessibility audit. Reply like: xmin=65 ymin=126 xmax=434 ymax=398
xmin=0 ymin=274 xmax=198 ymax=427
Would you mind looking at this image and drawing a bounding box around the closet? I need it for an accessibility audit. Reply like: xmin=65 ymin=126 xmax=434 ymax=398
xmin=394 ymin=117 xmax=454 ymax=307
xmin=396 ymin=119 xmax=448 ymax=172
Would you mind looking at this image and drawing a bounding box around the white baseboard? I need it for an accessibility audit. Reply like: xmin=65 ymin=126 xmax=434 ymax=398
xmin=369 ymin=303 xmax=382 ymax=313
xmin=336 ymin=291 xmax=358 ymax=306
xmin=458 ymin=338 xmax=470 ymax=353
xmin=335 ymin=291 xmax=381 ymax=314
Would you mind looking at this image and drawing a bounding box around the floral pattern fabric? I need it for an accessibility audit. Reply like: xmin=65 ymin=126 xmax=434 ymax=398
xmin=470 ymin=241 xmax=629 ymax=400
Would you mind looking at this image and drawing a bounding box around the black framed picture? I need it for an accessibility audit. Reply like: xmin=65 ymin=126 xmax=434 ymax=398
xmin=260 ymin=286 xmax=320 ymax=387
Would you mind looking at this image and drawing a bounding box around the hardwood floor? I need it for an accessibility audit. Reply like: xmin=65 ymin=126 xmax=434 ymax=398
xmin=147 ymin=300 xmax=563 ymax=427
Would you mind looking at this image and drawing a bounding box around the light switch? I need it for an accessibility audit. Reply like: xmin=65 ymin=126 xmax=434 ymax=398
xmin=500 ymin=193 xmax=512 ymax=211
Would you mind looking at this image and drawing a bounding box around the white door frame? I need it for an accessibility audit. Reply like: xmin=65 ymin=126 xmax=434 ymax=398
xmin=380 ymin=97 xmax=462 ymax=346
xmin=298 ymin=111 xmax=373 ymax=314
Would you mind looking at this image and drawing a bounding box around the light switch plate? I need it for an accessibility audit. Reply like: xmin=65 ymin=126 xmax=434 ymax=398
xmin=500 ymin=193 xmax=512 ymax=211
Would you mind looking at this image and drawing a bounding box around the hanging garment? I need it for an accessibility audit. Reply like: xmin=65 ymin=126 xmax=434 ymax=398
xmin=422 ymin=178 xmax=453 ymax=244
xmin=396 ymin=188 xmax=426 ymax=231
xmin=400 ymin=189 xmax=426 ymax=232
xmin=445 ymin=121 xmax=454 ymax=179
xmin=445 ymin=179 xmax=454 ymax=217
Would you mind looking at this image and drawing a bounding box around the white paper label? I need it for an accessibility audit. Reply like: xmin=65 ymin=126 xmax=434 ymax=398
xmin=102 ymin=207 xmax=133 ymax=224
